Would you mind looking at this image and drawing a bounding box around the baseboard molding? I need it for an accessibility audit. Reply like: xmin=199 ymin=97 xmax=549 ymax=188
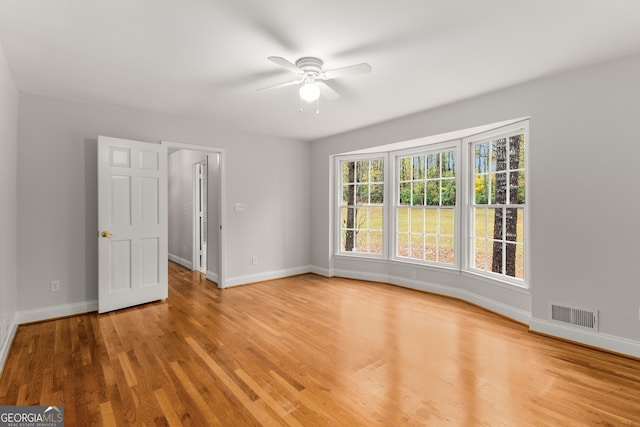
xmin=0 ymin=313 xmax=18 ymax=376
xmin=206 ymin=270 xmax=219 ymax=285
xmin=224 ymin=265 xmax=313 ymax=288
xmin=18 ymin=300 xmax=98 ymax=324
xmin=332 ymin=268 xmax=532 ymax=325
xmin=530 ymin=319 xmax=640 ymax=359
xmin=309 ymin=265 xmax=332 ymax=277
xmin=168 ymin=253 xmax=193 ymax=270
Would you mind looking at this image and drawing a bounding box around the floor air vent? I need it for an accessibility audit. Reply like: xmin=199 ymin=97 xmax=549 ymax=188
xmin=549 ymin=303 xmax=598 ymax=331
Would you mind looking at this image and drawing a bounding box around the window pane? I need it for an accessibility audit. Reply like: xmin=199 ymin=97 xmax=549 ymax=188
xmin=492 ymin=138 xmax=507 ymax=172
xmin=413 ymin=155 xmax=425 ymax=180
xmin=356 ymin=230 xmax=369 ymax=252
xmin=440 ymin=209 xmax=454 ymax=235
xmin=475 ymin=143 xmax=489 ymax=174
xmin=369 ymin=207 xmax=383 ymax=231
xmin=397 ymin=208 xmax=409 ymax=233
xmin=509 ymin=134 xmax=524 ymax=169
xmin=342 ymin=229 xmax=355 ymax=252
xmin=515 ymin=243 xmax=524 ymax=279
xmin=399 ymin=157 xmax=411 ymax=181
xmin=474 ymin=208 xmax=487 ymax=238
xmin=410 ymin=208 xmax=424 ymax=233
xmin=371 ymin=160 xmax=384 ymax=182
xmin=505 ymin=242 xmax=520 ymax=278
xmin=505 ymin=208 xmax=519 ymax=242
xmin=442 ymin=151 xmax=456 ymax=178
xmin=356 ymin=184 xmax=369 ymax=204
xmin=492 ymin=172 xmax=507 ymax=204
xmin=509 ymin=171 xmax=524 ymax=205
xmin=426 ymin=181 xmax=439 ymax=206
xmin=442 ymin=179 xmax=456 ymax=206
xmin=425 ymin=235 xmax=436 ymax=261
xmin=371 ymin=184 xmax=384 ymax=204
xmin=397 ymin=233 xmax=409 ymax=257
xmin=489 ymin=240 xmax=504 ymax=275
xmin=411 ymin=234 xmax=424 ymax=259
xmin=412 ymin=181 xmax=425 ymax=205
xmin=342 ymin=184 xmax=353 ymax=205
xmin=427 ymin=153 xmax=440 ymax=178
xmin=473 ymin=239 xmax=488 ymax=270
xmin=369 ymin=232 xmax=383 ymax=254
xmin=342 ymin=161 xmax=355 ymax=184
xmin=439 ymin=236 xmax=454 ymax=264
xmin=341 ymin=207 xmax=354 ymax=228
xmin=425 ymin=209 xmax=437 ymax=234
xmin=487 ymin=208 xmax=496 ymax=239
xmin=489 ymin=208 xmax=502 ymax=240
xmin=399 ymin=182 xmax=411 ymax=205
xmin=356 ymin=160 xmax=369 ymax=182
xmin=475 ymin=175 xmax=488 ymax=204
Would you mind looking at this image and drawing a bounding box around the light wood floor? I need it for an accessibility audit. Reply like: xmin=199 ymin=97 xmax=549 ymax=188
xmin=1 ymin=262 xmax=640 ymax=426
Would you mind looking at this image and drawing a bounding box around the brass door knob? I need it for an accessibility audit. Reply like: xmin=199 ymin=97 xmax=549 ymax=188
xmin=101 ymin=231 xmax=112 ymax=238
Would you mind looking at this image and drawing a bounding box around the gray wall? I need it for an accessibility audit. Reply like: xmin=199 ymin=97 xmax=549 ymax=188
xmin=17 ymin=93 xmax=311 ymax=319
xmin=311 ymin=53 xmax=640 ymax=354
xmin=0 ymin=41 xmax=19 ymax=367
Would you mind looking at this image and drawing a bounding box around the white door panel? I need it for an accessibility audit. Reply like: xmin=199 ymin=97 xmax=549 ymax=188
xmin=98 ymin=136 xmax=168 ymax=313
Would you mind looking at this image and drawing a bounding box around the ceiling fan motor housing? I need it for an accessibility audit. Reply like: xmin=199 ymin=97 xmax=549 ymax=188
xmin=296 ymin=57 xmax=323 ymax=77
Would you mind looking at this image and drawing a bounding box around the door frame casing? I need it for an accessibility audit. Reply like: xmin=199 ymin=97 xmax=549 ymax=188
xmin=193 ymin=160 xmax=207 ymax=274
xmin=162 ymin=141 xmax=226 ymax=289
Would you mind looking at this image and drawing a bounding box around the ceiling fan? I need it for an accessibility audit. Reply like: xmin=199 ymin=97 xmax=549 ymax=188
xmin=258 ymin=56 xmax=372 ymax=103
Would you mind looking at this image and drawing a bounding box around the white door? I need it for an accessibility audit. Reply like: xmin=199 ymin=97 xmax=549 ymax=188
xmin=98 ymin=136 xmax=168 ymax=313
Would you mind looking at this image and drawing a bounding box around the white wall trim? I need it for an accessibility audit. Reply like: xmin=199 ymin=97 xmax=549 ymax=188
xmin=224 ymin=265 xmax=313 ymax=288
xmin=206 ymin=270 xmax=219 ymax=285
xmin=169 ymin=253 xmax=193 ymax=271
xmin=0 ymin=313 xmax=19 ymax=376
xmin=530 ymin=319 xmax=640 ymax=359
xmin=18 ymin=300 xmax=98 ymax=324
xmin=332 ymin=268 xmax=532 ymax=325
xmin=309 ymin=265 xmax=332 ymax=277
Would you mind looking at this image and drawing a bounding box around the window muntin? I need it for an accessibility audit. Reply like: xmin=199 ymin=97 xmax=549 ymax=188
xmin=396 ymin=148 xmax=456 ymax=265
xmin=338 ymin=158 xmax=385 ymax=255
xmin=470 ymin=132 xmax=526 ymax=280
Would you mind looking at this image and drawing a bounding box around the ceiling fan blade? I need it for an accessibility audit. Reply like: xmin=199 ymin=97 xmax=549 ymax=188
xmin=267 ymin=56 xmax=303 ymax=74
xmin=256 ymin=78 xmax=302 ymax=92
xmin=322 ymin=63 xmax=372 ymax=80
xmin=316 ymin=81 xmax=340 ymax=101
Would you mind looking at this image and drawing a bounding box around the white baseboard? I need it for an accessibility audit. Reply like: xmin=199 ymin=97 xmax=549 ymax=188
xmin=0 ymin=313 xmax=19 ymax=376
xmin=206 ymin=270 xmax=219 ymax=285
xmin=332 ymin=268 xmax=532 ymax=325
xmin=309 ymin=265 xmax=332 ymax=277
xmin=224 ymin=265 xmax=313 ymax=288
xmin=18 ymin=300 xmax=98 ymax=324
xmin=169 ymin=253 xmax=193 ymax=270
xmin=530 ymin=319 xmax=640 ymax=359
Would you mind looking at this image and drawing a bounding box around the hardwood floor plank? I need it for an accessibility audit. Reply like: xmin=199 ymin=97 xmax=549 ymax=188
xmin=1 ymin=261 xmax=640 ymax=425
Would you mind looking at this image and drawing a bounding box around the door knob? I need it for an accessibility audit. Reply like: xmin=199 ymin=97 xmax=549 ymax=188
xmin=101 ymin=231 xmax=112 ymax=238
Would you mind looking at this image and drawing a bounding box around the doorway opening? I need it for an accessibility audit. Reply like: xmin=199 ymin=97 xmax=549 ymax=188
xmin=164 ymin=141 xmax=225 ymax=288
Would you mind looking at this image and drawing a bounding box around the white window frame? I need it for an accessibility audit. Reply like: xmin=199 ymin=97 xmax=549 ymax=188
xmin=462 ymin=121 xmax=530 ymax=287
xmin=390 ymin=141 xmax=461 ymax=270
xmin=334 ymin=153 xmax=388 ymax=260
xmin=331 ymin=119 xmax=530 ymax=290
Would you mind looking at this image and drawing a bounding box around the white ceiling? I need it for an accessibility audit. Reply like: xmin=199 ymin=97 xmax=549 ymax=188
xmin=1 ymin=0 xmax=640 ymax=141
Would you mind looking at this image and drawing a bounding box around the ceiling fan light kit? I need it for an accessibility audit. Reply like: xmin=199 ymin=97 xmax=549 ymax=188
xmin=259 ymin=55 xmax=372 ymax=111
